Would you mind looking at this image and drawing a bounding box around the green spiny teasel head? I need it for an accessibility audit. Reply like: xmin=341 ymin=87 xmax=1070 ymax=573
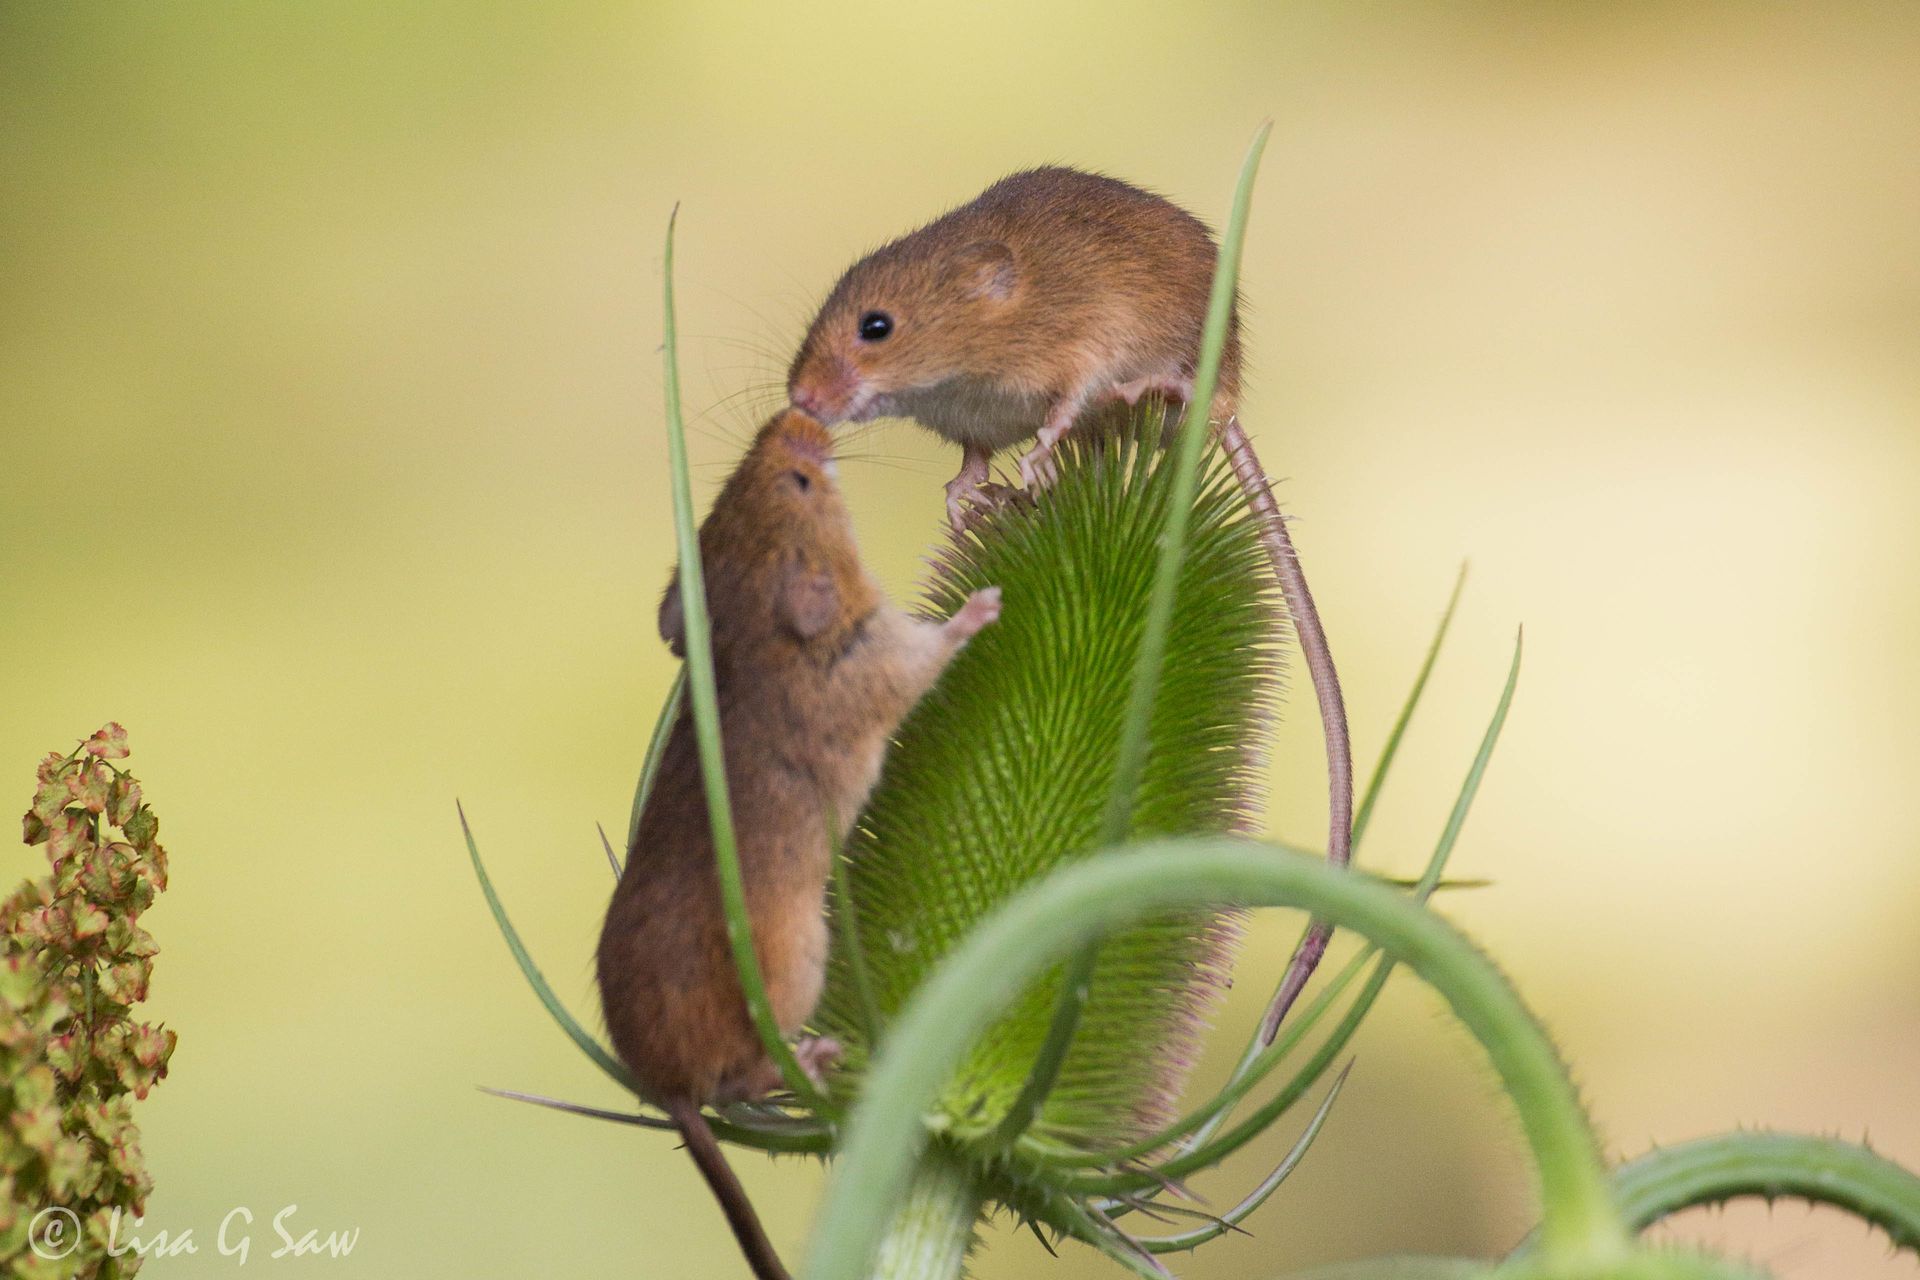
xmin=816 ymin=410 xmax=1283 ymax=1147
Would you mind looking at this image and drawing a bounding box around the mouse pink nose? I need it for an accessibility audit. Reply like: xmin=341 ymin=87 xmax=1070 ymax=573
xmin=791 ymin=384 xmax=828 ymax=417
xmin=791 ymin=359 xmax=863 ymax=424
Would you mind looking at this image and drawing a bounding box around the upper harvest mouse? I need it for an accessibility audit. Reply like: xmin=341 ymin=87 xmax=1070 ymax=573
xmin=789 ymin=167 xmax=1240 ymax=520
xmin=597 ymin=409 xmax=1000 ymax=1280
xmin=787 ymin=165 xmax=1352 ymax=1037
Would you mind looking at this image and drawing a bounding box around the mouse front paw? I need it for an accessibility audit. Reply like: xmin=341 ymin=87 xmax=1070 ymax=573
xmin=948 ymin=587 xmax=1002 ymax=640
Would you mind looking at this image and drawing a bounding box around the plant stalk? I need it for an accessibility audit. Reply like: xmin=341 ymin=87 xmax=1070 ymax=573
xmin=806 ymin=841 xmax=1632 ymax=1278
xmin=659 ymin=209 xmax=829 ymax=1114
xmin=865 ymin=1148 xmax=979 ymax=1280
xmin=1608 ymin=1132 xmax=1920 ymax=1255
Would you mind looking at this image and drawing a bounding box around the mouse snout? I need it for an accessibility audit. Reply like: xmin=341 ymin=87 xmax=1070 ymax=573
xmin=789 ymin=382 xmax=835 ymax=420
xmin=789 ymin=357 xmax=864 ymax=425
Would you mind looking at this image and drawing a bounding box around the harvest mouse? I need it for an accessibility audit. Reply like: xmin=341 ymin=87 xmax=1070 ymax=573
xmin=787 ymin=165 xmax=1351 ymax=1035
xmin=596 ymin=409 xmax=1001 ymax=1280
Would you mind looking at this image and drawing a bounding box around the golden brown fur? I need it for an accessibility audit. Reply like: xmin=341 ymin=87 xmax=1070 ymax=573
xmin=789 ymin=166 xmax=1240 ymax=452
xmin=595 ymin=409 xmax=999 ymax=1280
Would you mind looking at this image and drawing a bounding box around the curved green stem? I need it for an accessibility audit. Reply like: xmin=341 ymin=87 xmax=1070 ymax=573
xmin=481 ymin=1085 xmax=674 ymax=1132
xmin=1350 ymin=561 xmax=1467 ymax=849
xmin=1611 ymin=1132 xmax=1920 ymax=1255
xmin=830 ymin=848 xmax=882 ymax=1050
xmin=1132 ymin=1063 xmax=1350 ymax=1254
xmin=1056 ymin=954 xmax=1388 ymax=1197
xmin=1097 ymin=122 xmax=1270 ymax=845
xmin=1261 ymin=565 xmax=1468 ymax=1044
xmin=460 ymin=801 xmax=638 ymax=1092
xmin=478 ymin=1087 xmax=830 ymax=1154
xmin=1120 ymin=630 xmax=1518 ymax=1190
xmin=626 ymin=665 xmax=686 ymax=855
xmin=1035 ymin=945 xmax=1373 ymax=1170
xmin=660 ymin=211 xmax=828 ymax=1116
xmin=992 ymin=944 xmax=1097 ymax=1148
xmin=1054 ymin=625 xmax=1520 ymax=1188
xmin=1276 ymin=1262 xmax=1479 ymax=1279
xmin=804 ymin=840 xmax=1628 ymax=1279
xmin=994 ymin=121 xmax=1272 ymax=1153
xmin=1126 ymin=572 xmax=1472 ymax=1169
xmin=458 ymin=804 xmax=829 ymax=1152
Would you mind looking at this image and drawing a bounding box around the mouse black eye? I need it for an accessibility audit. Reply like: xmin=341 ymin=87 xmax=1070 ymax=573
xmin=857 ymin=311 xmax=894 ymax=342
xmin=788 ymin=470 xmax=811 ymax=492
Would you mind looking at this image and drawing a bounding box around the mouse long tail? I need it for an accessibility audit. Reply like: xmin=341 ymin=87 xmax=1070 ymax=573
xmin=1214 ymin=417 xmax=1355 ymax=1045
xmin=664 ymin=1095 xmax=792 ymax=1280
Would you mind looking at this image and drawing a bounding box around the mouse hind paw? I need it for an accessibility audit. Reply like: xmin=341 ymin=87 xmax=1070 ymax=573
xmin=712 ymin=1035 xmax=843 ymax=1104
xmin=944 ymin=445 xmax=997 ymax=534
xmin=794 ymin=1035 xmax=842 ymax=1090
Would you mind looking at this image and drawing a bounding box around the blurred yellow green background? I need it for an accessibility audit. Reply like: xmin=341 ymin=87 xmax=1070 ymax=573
xmin=2 ymin=3 xmax=1916 ymax=1277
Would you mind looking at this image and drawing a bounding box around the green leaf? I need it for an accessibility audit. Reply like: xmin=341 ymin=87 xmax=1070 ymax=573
xmin=458 ymin=806 xmax=830 ymax=1153
xmin=105 ymin=777 xmax=140 ymax=830
xmin=626 ymin=667 xmax=685 ymax=856
xmin=83 ymin=725 xmax=129 ymax=761
xmin=69 ymin=763 xmax=111 ymax=816
xmin=457 ymin=802 xmax=639 ymax=1093
xmin=96 ymin=961 xmax=149 ymax=1005
xmin=1134 ymin=1061 xmax=1350 ymax=1253
xmin=121 ymin=807 xmax=156 ymax=851
xmin=68 ymin=904 xmax=109 ymax=942
xmin=14 ymin=1066 xmax=55 ymax=1111
xmin=104 ymin=920 xmax=157 ymax=960
xmin=31 ymin=774 xmax=73 ymax=825
xmin=1351 ymin=563 xmax=1467 ymax=849
xmin=13 ymin=1104 xmax=59 ymax=1156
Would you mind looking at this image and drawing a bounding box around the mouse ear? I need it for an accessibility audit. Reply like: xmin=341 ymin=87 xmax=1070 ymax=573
xmin=658 ymin=573 xmax=686 ymax=657
xmin=778 ymin=559 xmax=841 ymax=641
xmin=953 ymin=240 xmax=1019 ymax=303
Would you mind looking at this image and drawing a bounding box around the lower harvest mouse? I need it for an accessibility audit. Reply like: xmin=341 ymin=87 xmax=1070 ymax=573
xmin=597 ymin=408 xmax=1000 ymax=1280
